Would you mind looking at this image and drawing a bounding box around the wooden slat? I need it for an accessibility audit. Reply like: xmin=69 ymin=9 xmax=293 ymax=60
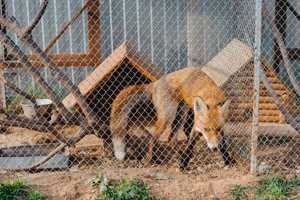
xmin=223 ymin=122 xmax=300 ymax=137
xmin=259 ymin=103 xmax=279 ymax=110
xmin=260 ymin=89 xmax=288 ymax=96
xmin=261 ymin=57 xmax=294 ymax=97
xmin=87 ymin=0 xmax=101 ymax=65
xmin=259 ymin=96 xmax=290 ymax=103
xmin=259 ymin=110 xmax=282 ymax=116
xmin=259 ymin=83 xmax=286 ymax=90
xmin=259 ymin=116 xmax=281 ymax=123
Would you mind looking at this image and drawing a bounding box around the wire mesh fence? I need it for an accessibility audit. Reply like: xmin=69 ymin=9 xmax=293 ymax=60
xmin=0 ymin=0 xmax=299 ymax=177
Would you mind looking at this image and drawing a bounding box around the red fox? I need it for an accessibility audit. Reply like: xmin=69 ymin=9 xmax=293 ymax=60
xmin=110 ymin=67 xmax=235 ymax=170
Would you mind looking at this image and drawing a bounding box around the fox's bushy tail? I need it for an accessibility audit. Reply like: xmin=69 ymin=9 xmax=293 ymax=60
xmin=110 ymin=85 xmax=152 ymax=161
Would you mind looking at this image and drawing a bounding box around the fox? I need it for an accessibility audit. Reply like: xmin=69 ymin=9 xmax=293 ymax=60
xmin=110 ymin=67 xmax=235 ymax=170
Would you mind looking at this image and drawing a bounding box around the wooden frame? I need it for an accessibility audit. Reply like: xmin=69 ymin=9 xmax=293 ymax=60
xmin=0 ymin=0 xmax=101 ymax=68
xmin=62 ymin=41 xmax=165 ymax=110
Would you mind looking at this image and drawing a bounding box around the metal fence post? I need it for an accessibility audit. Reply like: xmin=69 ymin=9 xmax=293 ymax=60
xmin=251 ymin=0 xmax=262 ymax=174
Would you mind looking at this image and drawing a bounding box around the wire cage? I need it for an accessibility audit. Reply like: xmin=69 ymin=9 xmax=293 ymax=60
xmin=0 ymin=0 xmax=299 ymax=180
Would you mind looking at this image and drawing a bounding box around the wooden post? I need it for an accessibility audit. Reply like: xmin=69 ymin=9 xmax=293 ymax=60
xmin=87 ymin=0 xmax=101 ymax=65
xmin=273 ymin=0 xmax=286 ymax=74
xmin=0 ymin=0 xmax=6 ymax=109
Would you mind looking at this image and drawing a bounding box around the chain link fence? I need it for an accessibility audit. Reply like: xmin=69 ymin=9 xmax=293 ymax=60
xmin=0 ymin=0 xmax=299 ymax=177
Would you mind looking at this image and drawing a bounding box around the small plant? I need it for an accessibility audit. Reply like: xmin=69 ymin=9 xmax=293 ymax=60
xmin=225 ymin=184 xmax=250 ymax=200
xmin=0 ymin=176 xmax=45 ymax=200
xmin=255 ymin=174 xmax=300 ymax=199
xmin=225 ymin=174 xmax=300 ymax=200
xmin=89 ymin=173 xmax=160 ymax=200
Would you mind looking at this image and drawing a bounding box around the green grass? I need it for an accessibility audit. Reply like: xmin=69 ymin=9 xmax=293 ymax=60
xmin=0 ymin=176 xmax=45 ymax=200
xmin=89 ymin=173 xmax=161 ymax=200
xmin=7 ymin=83 xmax=67 ymax=113
xmin=226 ymin=174 xmax=300 ymax=200
xmin=226 ymin=184 xmax=251 ymax=200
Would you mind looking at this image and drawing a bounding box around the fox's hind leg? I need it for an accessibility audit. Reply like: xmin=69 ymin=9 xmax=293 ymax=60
xmin=142 ymin=99 xmax=178 ymax=164
xmin=168 ymin=100 xmax=188 ymax=159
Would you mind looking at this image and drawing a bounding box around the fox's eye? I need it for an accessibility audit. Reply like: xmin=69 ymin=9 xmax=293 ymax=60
xmin=217 ymin=128 xmax=222 ymax=132
xmin=204 ymin=128 xmax=210 ymax=132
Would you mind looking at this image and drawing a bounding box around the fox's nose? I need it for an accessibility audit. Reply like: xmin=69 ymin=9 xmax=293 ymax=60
xmin=211 ymin=147 xmax=218 ymax=152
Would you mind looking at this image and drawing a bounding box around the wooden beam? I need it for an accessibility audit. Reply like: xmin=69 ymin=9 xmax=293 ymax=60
xmin=273 ymin=0 xmax=287 ymax=74
xmin=2 ymin=58 xmax=96 ymax=68
xmin=87 ymin=0 xmax=101 ymax=65
xmin=44 ymin=2 xmax=88 ymax=53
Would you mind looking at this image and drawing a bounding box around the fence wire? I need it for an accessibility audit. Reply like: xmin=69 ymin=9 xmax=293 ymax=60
xmin=0 ymin=0 xmax=299 ymax=177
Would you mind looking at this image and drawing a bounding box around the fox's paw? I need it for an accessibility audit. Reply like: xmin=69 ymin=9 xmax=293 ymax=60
xmin=224 ymin=158 xmax=236 ymax=166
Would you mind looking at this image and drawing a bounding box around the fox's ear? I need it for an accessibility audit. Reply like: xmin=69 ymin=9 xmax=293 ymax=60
xmin=220 ymin=99 xmax=231 ymax=116
xmin=194 ymin=96 xmax=208 ymax=115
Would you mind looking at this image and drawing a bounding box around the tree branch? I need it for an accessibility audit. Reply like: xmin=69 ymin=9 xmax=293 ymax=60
xmin=0 ymin=15 xmax=97 ymax=125
xmin=0 ymin=119 xmax=47 ymax=132
xmin=262 ymin=1 xmax=300 ymax=97
xmin=0 ymin=31 xmax=77 ymax=124
xmin=24 ymin=0 xmax=48 ymax=36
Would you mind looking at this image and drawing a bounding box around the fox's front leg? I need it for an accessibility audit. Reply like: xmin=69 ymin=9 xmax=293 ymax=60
xmin=180 ymin=126 xmax=198 ymax=171
xmin=220 ymin=130 xmax=236 ymax=165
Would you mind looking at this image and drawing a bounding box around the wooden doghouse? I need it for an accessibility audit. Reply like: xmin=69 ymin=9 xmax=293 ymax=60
xmin=201 ymin=39 xmax=297 ymax=136
xmin=62 ymin=41 xmax=164 ymax=127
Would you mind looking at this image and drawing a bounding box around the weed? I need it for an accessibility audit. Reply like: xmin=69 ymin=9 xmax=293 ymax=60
xmin=255 ymin=174 xmax=300 ymax=199
xmin=0 ymin=176 xmax=45 ymax=200
xmin=89 ymin=173 xmax=160 ymax=200
xmin=225 ymin=184 xmax=250 ymax=200
xmin=225 ymin=174 xmax=300 ymax=200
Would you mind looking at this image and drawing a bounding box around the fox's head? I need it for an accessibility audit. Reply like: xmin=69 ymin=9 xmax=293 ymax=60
xmin=193 ymin=96 xmax=231 ymax=151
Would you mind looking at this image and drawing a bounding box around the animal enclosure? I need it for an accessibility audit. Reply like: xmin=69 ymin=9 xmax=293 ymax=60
xmin=0 ymin=0 xmax=300 ymax=184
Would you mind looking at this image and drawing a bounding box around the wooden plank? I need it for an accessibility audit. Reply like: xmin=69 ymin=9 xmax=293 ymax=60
xmin=87 ymin=0 xmax=101 ymax=65
xmin=259 ymin=96 xmax=289 ymax=103
xmin=259 ymin=116 xmax=281 ymax=123
xmin=259 ymin=110 xmax=281 ymax=116
xmin=125 ymin=43 xmax=165 ymax=81
xmin=261 ymin=57 xmax=290 ymax=91
xmin=259 ymin=83 xmax=287 ymax=90
xmin=260 ymin=89 xmax=288 ymax=96
xmin=201 ymin=38 xmax=253 ymax=87
xmin=259 ymin=103 xmax=279 ymax=110
xmin=223 ymin=122 xmax=300 ymax=137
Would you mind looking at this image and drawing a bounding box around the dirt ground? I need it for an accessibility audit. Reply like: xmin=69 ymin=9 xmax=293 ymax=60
xmin=1 ymin=161 xmax=258 ymax=200
xmin=1 ymin=124 xmax=300 ymax=199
